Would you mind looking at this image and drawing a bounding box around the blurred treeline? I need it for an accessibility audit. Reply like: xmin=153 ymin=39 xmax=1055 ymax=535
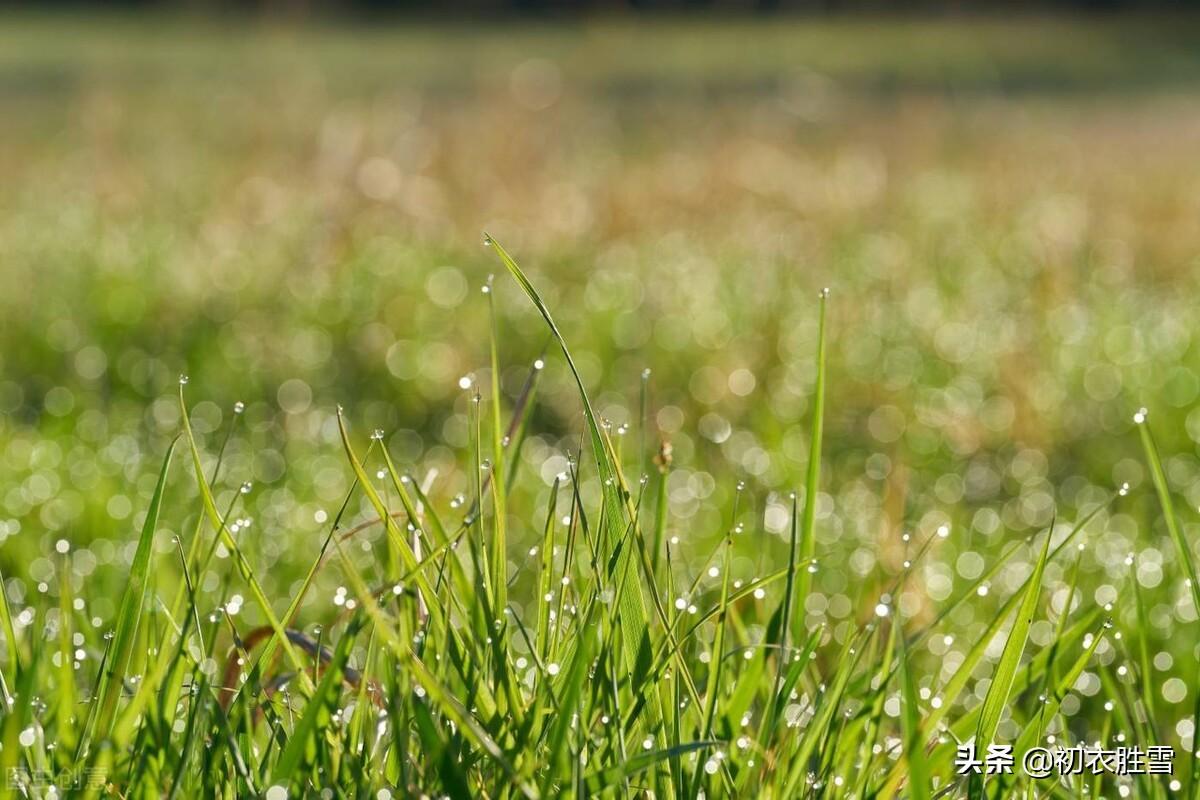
xmin=17 ymin=0 xmax=1198 ymax=15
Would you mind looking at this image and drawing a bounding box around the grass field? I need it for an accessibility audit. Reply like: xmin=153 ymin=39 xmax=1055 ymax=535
xmin=2 ymin=13 xmax=1200 ymax=797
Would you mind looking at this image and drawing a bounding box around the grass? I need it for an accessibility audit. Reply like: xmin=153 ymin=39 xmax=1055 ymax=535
xmin=0 ymin=239 xmax=1195 ymax=796
xmin=2 ymin=13 xmax=1200 ymax=798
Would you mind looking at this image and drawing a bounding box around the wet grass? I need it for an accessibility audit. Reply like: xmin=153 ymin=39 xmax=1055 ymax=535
xmin=0 ymin=240 xmax=1196 ymax=796
xmin=1 ymin=15 xmax=1200 ymax=797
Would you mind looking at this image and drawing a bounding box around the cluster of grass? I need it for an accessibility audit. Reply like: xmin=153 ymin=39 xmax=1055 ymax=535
xmin=2 ymin=15 xmax=1200 ymax=799
xmin=0 ymin=240 xmax=1195 ymax=797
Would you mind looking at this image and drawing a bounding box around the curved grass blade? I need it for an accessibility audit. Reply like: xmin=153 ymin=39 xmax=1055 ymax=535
xmin=486 ymin=236 xmax=656 ymax=711
xmin=178 ymin=387 xmax=315 ymax=692
xmin=585 ymin=741 xmax=719 ymax=788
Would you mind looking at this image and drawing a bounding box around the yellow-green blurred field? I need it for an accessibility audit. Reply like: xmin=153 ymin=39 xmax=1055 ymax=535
xmin=4 ymin=15 xmax=1200 ymax=540
xmin=2 ymin=13 xmax=1200 ymax=795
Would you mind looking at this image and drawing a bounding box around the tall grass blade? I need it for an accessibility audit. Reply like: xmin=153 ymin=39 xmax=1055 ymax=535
xmin=90 ymin=438 xmax=176 ymax=748
xmin=1138 ymin=417 xmax=1200 ymax=613
xmin=970 ymin=526 xmax=1053 ymax=796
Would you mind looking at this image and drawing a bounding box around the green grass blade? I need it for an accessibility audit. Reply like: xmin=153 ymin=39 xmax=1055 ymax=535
xmin=0 ymin=561 xmax=20 ymax=677
xmin=178 ymin=387 xmax=315 ymax=692
xmin=89 ymin=438 xmax=176 ymax=748
xmin=898 ymin=623 xmax=931 ymax=800
xmin=1138 ymin=415 xmax=1200 ymax=613
xmin=970 ymin=526 xmax=1053 ymax=797
xmin=486 ymin=276 xmax=509 ymax=617
xmin=793 ymin=288 xmax=828 ymax=639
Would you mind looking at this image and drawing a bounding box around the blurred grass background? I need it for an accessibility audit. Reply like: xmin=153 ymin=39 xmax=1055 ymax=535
xmin=1 ymin=12 xmax=1199 ymax=645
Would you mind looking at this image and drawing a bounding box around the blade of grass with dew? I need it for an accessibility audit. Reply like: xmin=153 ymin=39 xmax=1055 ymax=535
xmin=888 ymin=607 xmax=1101 ymax=798
xmin=851 ymin=609 xmax=899 ymax=797
xmin=0 ymin=562 xmax=21 ymax=684
xmin=973 ymin=525 xmax=1053 ymax=752
xmin=335 ymin=409 xmax=446 ymax=635
xmin=898 ymin=514 xmax=1097 ymax=737
xmin=898 ymin=624 xmax=931 ymax=800
xmin=0 ymin=640 xmax=41 ymax=793
xmin=585 ymin=741 xmax=719 ymax=789
xmin=178 ymin=388 xmax=315 ymax=692
xmin=535 ymin=478 xmax=560 ymax=660
xmin=1026 ymin=549 xmax=1083 ymax=741
xmin=1138 ymin=414 xmax=1200 ymax=612
xmin=1129 ymin=556 xmax=1160 ymax=739
xmin=781 ymin=626 xmax=869 ymax=795
xmin=485 ymin=275 xmax=509 ymax=618
xmin=792 ymin=288 xmax=828 ymax=643
xmin=876 ymin=581 xmax=1095 ymax=796
xmin=692 ymin=534 xmax=732 ymax=798
xmin=542 ymin=601 xmax=599 ymax=793
xmin=754 ymin=623 xmax=823 ymax=761
xmin=53 ymin=554 xmax=78 ymax=755
xmin=910 ymin=502 xmax=1103 ymax=653
xmin=1012 ymin=619 xmax=1107 ymax=760
xmin=87 ymin=438 xmax=176 ymax=751
xmin=761 ymin=490 xmax=800 ymax=758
